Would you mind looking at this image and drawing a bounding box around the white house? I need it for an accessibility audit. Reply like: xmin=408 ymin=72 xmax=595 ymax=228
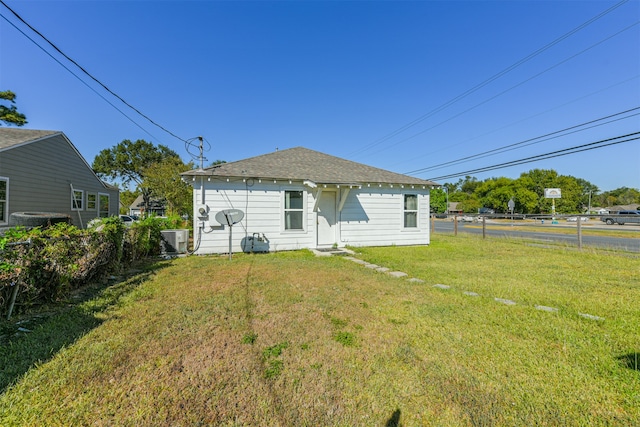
xmin=181 ymin=147 xmax=438 ymax=254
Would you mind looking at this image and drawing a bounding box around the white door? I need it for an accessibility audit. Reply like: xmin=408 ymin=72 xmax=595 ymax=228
xmin=317 ymin=191 xmax=337 ymax=247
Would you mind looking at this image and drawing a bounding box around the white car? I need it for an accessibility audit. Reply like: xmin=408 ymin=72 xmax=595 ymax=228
xmin=119 ymin=215 xmax=136 ymax=227
xmin=566 ymin=216 xmax=588 ymax=222
xmin=450 ymin=215 xmax=475 ymax=222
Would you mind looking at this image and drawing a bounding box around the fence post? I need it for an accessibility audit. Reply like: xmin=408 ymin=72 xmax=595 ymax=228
xmin=577 ymin=216 xmax=583 ymax=250
xmin=482 ymin=216 xmax=486 ymax=239
xmin=6 ymin=281 xmax=19 ymax=320
xmin=3 ymin=239 xmax=31 ymax=320
xmin=454 ymin=216 xmax=458 ymax=236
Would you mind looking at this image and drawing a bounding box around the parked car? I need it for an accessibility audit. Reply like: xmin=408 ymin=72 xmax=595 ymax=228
xmin=451 ymin=215 xmax=475 ymax=222
xmin=478 ymin=207 xmax=495 ymax=214
xmin=566 ymin=216 xmax=588 ymax=222
xmin=119 ymin=215 xmax=136 ymax=227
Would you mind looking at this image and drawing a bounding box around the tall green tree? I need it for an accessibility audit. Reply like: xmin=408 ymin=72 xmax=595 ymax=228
xmin=0 ymin=90 xmax=27 ymax=126
xmin=119 ymin=189 xmax=139 ymax=215
xmin=474 ymin=177 xmax=515 ymax=212
xmin=142 ymin=157 xmax=194 ymax=217
xmin=457 ymin=175 xmax=481 ymax=195
xmin=575 ymin=178 xmax=599 ymax=212
xmin=430 ymin=188 xmax=447 ymax=213
xmin=92 ymin=139 xmax=179 ymax=216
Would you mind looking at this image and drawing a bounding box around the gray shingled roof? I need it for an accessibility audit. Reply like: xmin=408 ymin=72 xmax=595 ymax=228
xmin=0 ymin=128 xmax=59 ymax=151
xmin=182 ymin=146 xmax=437 ymax=186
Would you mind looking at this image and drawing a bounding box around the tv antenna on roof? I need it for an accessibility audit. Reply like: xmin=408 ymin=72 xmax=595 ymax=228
xmin=185 ymin=136 xmax=211 ymax=170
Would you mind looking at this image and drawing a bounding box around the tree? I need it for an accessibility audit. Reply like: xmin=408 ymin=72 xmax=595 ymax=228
xmin=430 ymin=188 xmax=447 ymax=213
xmin=92 ymin=139 xmax=179 ymax=216
xmin=457 ymin=176 xmax=481 ymax=195
xmin=610 ymin=187 xmax=640 ymax=205
xmin=575 ymin=178 xmax=599 ymax=212
xmin=119 ymin=189 xmax=139 ymax=215
xmin=142 ymin=157 xmax=194 ymax=217
xmin=0 ymin=90 xmax=27 ymax=126
xmin=457 ymin=196 xmax=481 ymax=213
xmin=474 ymin=177 xmax=515 ymax=212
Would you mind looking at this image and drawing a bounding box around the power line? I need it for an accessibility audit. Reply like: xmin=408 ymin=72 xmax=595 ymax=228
xmin=388 ymin=74 xmax=640 ymax=169
xmin=424 ymin=132 xmax=640 ymax=182
xmin=358 ymin=19 xmax=640 ymax=160
xmin=0 ymin=0 xmax=188 ymax=143
xmin=0 ymin=11 xmax=164 ymax=143
xmin=405 ymin=107 xmax=640 ymax=175
xmin=346 ymin=0 xmax=631 ymax=159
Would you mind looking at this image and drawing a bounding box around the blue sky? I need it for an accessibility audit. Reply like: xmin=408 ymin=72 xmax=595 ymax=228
xmin=1 ymin=0 xmax=638 ymax=192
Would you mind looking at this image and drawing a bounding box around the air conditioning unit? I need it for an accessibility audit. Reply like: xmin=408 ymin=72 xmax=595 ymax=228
xmin=160 ymin=229 xmax=189 ymax=254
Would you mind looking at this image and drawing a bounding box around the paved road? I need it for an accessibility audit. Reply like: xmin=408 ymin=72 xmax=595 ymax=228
xmin=432 ymin=220 xmax=640 ymax=253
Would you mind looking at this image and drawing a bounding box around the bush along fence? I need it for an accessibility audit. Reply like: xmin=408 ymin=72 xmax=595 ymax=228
xmin=0 ymin=216 xmax=180 ymax=319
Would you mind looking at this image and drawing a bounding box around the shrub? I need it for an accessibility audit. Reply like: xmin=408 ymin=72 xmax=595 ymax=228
xmin=1 ymin=214 xmax=187 ymax=316
xmin=123 ymin=216 xmax=173 ymax=261
xmin=1 ymin=218 xmax=126 ymax=315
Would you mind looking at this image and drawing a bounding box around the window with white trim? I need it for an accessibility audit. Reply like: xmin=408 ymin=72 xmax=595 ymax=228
xmin=404 ymin=194 xmax=418 ymax=228
xmin=99 ymin=193 xmax=110 ymax=218
xmin=72 ymin=189 xmax=84 ymax=210
xmin=0 ymin=177 xmax=8 ymax=224
xmin=284 ymin=190 xmax=304 ymax=230
xmin=87 ymin=192 xmax=97 ymax=210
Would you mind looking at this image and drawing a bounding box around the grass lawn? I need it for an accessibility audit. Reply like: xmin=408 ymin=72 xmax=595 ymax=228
xmin=1 ymin=234 xmax=638 ymax=426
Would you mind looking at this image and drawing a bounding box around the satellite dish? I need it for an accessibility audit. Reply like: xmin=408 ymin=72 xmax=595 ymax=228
xmin=214 ymin=209 xmax=245 ymax=261
xmin=215 ymin=209 xmax=244 ymax=226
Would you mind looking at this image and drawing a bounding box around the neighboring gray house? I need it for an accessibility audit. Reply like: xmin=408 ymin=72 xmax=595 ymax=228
xmin=128 ymin=194 xmax=166 ymax=217
xmin=0 ymin=128 xmax=119 ymax=228
xmin=181 ymin=147 xmax=438 ymax=254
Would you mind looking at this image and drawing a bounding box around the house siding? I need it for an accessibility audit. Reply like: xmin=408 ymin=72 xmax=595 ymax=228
xmin=191 ymin=179 xmax=430 ymax=254
xmin=192 ymin=180 xmax=315 ymax=254
xmin=339 ymin=189 xmax=430 ymax=247
xmin=0 ymin=133 xmax=119 ymax=227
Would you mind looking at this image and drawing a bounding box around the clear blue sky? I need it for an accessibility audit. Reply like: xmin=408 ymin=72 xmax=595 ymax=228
xmin=1 ymin=0 xmax=638 ymax=192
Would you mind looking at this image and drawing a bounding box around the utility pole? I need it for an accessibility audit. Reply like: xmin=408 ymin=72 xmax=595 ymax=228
xmin=198 ymin=136 xmax=204 ymax=170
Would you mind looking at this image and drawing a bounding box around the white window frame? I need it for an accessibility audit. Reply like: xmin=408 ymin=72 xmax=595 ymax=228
xmin=72 ymin=189 xmax=84 ymax=211
xmin=98 ymin=193 xmax=110 ymax=218
xmin=403 ymin=193 xmax=419 ymax=229
xmin=0 ymin=177 xmax=8 ymax=225
xmin=86 ymin=192 xmax=97 ymax=211
xmin=282 ymin=189 xmax=306 ymax=231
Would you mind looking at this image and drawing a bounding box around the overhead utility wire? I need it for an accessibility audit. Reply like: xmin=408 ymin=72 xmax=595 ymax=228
xmin=0 ymin=0 xmax=187 ymax=143
xmin=406 ymin=107 xmax=640 ymax=175
xmin=0 ymin=11 xmax=162 ymax=143
xmin=347 ymin=0 xmax=631 ymax=158
xmin=425 ymin=132 xmax=640 ymax=182
xmin=422 ymin=112 xmax=640 ymax=173
xmin=362 ymin=20 xmax=640 ymax=160
xmin=390 ymin=74 xmax=640 ymax=168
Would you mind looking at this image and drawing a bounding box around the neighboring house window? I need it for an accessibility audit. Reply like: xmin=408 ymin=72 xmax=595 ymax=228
xmin=87 ymin=193 xmax=97 ymax=210
xmin=99 ymin=193 xmax=110 ymax=218
xmin=284 ymin=190 xmax=304 ymax=230
xmin=0 ymin=177 xmax=7 ymax=225
xmin=72 ymin=189 xmax=84 ymax=211
xmin=404 ymin=194 xmax=418 ymax=228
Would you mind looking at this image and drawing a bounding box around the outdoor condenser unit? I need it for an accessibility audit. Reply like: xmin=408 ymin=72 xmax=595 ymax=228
xmin=160 ymin=229 xmax=189 ymax=254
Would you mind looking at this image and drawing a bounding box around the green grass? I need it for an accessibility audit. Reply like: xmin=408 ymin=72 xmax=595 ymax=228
xmin=455 ymin=219 xmax=640 ymax=239
xmin=0 ymin=235 xmax=638 ymax=426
